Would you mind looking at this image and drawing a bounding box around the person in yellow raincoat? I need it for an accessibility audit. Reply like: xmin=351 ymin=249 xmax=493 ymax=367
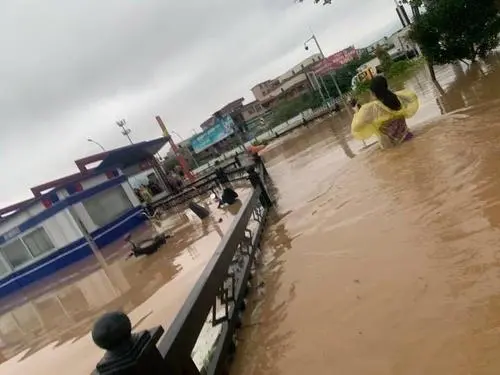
xmin=351 ymin=76 xmax=419 ymax=149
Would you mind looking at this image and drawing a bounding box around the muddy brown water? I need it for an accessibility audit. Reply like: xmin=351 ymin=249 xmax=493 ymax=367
xmin=0 ymin=192 xmax=248 ymax=374
xmin=231 ymin=57 xmax=500 ymax=375
xmin=2 ymin=56 xmax=500 ymax=374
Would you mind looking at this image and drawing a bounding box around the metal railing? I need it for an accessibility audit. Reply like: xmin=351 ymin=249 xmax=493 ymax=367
xmin=153 ymin=162 xmax=250 ymax=211
xmin=91 ymin=167 xmax=272 ymax=375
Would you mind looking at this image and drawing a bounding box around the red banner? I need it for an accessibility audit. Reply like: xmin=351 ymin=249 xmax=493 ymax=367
xmin=312 ymin=46 xmax=358 ymax=76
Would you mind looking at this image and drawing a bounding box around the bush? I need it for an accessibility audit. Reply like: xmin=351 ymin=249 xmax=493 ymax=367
xmin=387 ymin=58 xmax=425 ymax=79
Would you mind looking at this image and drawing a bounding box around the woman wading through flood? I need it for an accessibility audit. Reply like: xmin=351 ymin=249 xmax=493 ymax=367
xmin=351 ymin=75 xmax=419 ymax=149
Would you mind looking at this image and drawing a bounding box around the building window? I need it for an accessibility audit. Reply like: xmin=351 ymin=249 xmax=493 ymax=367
xmin=2 ymin=239 xmax=32 ymax=269
xmin=0 ymin=258 xmax=9 ymax=277
xmin=23 ymin=228 xmax=54 ymax=258
xmin=83 ymin=186 xmax=133 ymax=228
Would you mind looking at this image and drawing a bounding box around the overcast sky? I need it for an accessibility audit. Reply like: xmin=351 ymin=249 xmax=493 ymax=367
xmin=0 ymin=0 xmax=401 ymax=207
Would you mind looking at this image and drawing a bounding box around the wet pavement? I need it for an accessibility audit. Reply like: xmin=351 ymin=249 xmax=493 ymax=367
xmin=231 ymin=56 xmax=500 ymax=375
xmin=0 ymin=190 xmax=249 ymax=374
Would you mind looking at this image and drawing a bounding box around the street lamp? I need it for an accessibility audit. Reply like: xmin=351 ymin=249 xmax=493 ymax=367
xmin=87 ymin=138 xmax=106 ymax=152
xmin=116 ymin=119 xmax=133 ymax=145
xmin=304 ymin=34 xmax=353 ymax=115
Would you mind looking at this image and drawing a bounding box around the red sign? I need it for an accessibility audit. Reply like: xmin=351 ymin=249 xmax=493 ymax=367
xmin=312 ymin=46 xmax=358 ymax=76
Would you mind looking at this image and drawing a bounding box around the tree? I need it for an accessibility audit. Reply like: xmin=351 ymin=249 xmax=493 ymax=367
xmin=409 ymin=0 xmax=500 ymax=64
xmin=271 ymin=92 xmax=322 ymax=126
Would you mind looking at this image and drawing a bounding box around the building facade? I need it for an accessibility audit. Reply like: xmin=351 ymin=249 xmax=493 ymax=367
xmin=250 ymin=54 xmax=322 ymax=103
xmin=0 ymin=139 xmax=173 ymax=299
xmin=0 ymin=170 xmax=144 ymax=298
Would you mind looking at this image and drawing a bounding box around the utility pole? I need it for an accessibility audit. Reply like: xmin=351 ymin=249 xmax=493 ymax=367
xmin=304 ymin=34 xmax=353 ymax=116
xmin=116 ymin=119 xmax=133 ymax=145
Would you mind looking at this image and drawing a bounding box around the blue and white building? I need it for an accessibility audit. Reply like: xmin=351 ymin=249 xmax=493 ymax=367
xmin=0 ymin=138 xmax=169 ymax=298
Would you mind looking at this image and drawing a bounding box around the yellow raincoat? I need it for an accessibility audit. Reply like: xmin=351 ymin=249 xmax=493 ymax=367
xmin=351 ymin=90 xmax=419 ymax=140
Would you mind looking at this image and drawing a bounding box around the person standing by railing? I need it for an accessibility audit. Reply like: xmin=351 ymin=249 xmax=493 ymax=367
xmin=251 ymin=152 xmax=270 ymax=179
xmin=234 ymin=153 xmax=241 ymax=167
xmin=247 ymin=166 xmax=272 ymax=208
xmin=214 ymin=161 xmax=231 ymax=189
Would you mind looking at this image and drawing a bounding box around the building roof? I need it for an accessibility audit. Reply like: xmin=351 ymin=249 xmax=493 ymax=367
xmin=251 ymin=80 xmax=272 ymax=91
xmin=260 ymin=73 xmax=309 ymax=103
xmin=242 ymin=100 xmax=259 ymax=109
xmin=200 ymin=117 xmax=216 ymax=130
xmin=200 ymin=97 xmax=246 ymax=131
xmin=95 ymin=137 xmax=168 ymax=171
xmin=217 ymin=97 xmax=245 ymax=115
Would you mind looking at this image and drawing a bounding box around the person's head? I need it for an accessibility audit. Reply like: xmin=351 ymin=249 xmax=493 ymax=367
xmin=370 ymin=75 xmax=401 ymax=111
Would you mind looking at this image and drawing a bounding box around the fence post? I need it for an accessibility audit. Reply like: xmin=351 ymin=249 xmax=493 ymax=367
xmin=92 ymin=311 xmax=166 ymax=375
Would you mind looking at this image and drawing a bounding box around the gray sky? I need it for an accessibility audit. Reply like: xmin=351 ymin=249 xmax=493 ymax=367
xmin=0 ymin=0 xmax=400 ymax=207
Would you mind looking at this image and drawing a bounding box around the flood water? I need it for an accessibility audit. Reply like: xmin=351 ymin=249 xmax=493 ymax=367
xmin=231 ymin=56 xmax=500 ymax=375
xmin=3 ymin=56 xmax=500 ymax=375
xmin=0 ymin=190 xmax=250 ymax=374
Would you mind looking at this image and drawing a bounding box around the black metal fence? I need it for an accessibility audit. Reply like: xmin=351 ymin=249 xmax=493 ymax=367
xmin=91 ymin=167 xmax=272 ymax=375
xmin=153 ymin=162 xmax=249 ymax=211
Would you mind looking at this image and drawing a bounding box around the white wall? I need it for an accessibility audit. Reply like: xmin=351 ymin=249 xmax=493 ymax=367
xmin=278 ymin=54 xmax=322 ymax=83
xmin=42 ymin=210 xmax=83 ymax=248
xmin=81 ymin=172 xmax=120 ymax=190
xmin=0 ymin=213 xmax=30 ymax=238
xmin=25 ymin=202 xmax=46 ymax=218
xmin=1 ymin=172 xmax=135 ymax=250
xmin=70 ymin=202 xmax=98 ymax=233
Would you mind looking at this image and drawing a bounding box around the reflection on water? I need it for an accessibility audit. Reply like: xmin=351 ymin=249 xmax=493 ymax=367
xmin=0 ymin=190 xmax=249 ymax=374
xmin=232 ymin=59 xmax=500 ymax=374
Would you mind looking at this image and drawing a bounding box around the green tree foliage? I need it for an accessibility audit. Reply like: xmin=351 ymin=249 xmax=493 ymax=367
xmin=409 ymin=0 xmax=500 ymax=63
xmin=271 ymin=92 xmax=323 ymax=126
xmin=317 ymin=53 xmax=375 ymax=97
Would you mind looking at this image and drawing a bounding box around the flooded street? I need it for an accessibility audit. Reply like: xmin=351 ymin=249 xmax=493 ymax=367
xmin=0 ymin=191 xmax=249 ymax=374
xmin=2 ymin=56 xmax=500 ymax=375
xmin=231 ymin=57 xmax=500 ymax=375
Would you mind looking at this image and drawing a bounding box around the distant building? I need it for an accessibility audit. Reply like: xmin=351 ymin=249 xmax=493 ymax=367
xmin=364 ymin=36 xmax=393 ymax=54
xmin=276 ymin=54 xmax=323 ymax=83
xmin=251 ymin=54 xmax=321 ymax=102
xmin=241 ymin=100 xmax=266 ymax=122
xmin=388 ymin=26 xmax=417 ymax=55
xmin=257 ymin=73 xmax=313 ymax=110
xmin=200 ymin=97 xmax=246 ymax=132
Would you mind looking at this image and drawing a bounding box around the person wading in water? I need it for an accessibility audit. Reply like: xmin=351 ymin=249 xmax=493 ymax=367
xmin=351 ymin=75 xmax=419 ymax=149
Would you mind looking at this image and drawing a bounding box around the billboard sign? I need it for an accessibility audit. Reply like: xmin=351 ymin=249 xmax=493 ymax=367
xmin=312 ymin=46 xmax=359 ymax=76
xmin=191 ymin=115 xmax=235 ymax=153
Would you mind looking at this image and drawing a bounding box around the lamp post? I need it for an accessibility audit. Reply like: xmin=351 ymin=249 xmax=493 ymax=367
xmin=87 ymin=138 xmax=106 ymax=152
xmin=116 ymin=119 xmax=133 ymax=145
xmin=304 ymin=34 xmax=353 ymax=116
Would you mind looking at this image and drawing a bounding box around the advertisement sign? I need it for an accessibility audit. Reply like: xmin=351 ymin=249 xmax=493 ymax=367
xmin=312 ymin=46 xmax=359 ymax=76
xmin=191 ymin=115 xmax=235 ymax=153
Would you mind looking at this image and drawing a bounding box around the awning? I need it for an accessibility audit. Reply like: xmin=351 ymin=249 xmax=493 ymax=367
xmin=95 ymin=137 xmax=169 ymax=172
